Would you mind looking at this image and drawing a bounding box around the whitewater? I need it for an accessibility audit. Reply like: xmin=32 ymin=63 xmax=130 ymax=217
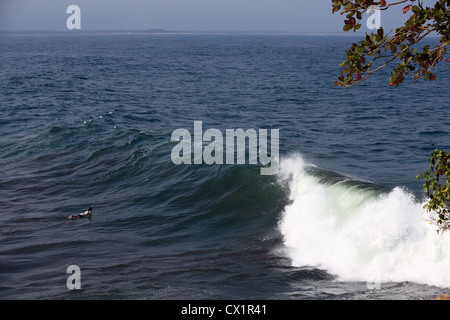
xmin=278 ymin=155 xmax=450 ymax=289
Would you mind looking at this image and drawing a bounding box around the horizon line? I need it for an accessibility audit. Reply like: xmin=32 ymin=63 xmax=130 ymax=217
xmin=0 ymin=28 xmax=374 ymax=36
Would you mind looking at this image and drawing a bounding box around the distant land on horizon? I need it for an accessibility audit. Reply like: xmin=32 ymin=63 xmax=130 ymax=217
xmin=0 ymin=28 xmax=441 ymax=40
xmin=0 ymin=28 xmax=359 ymax=36
xmin=0 ymin=28 xmax=173 ymax=34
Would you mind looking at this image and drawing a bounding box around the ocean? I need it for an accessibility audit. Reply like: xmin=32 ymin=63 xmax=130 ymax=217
xmin=1 ymin=32 xmax=449 ymax=300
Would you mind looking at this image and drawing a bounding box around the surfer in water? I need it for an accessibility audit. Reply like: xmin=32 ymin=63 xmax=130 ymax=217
xmin=69 ymin=207 xmax=92 ymax=219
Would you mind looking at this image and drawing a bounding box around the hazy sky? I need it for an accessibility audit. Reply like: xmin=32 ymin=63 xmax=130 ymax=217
xmin=0 ymin=0 xmax=409 ymax=33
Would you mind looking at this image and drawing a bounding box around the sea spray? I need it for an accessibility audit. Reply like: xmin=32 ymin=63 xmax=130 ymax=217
xmin=277 ymin=155 xmax=450 ymax=288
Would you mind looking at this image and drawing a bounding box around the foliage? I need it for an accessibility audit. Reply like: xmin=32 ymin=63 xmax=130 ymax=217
xmin=417 ymin=149 xmax=450 ymax=232
xmin=332 ymin=0 xmax=450 ymax=88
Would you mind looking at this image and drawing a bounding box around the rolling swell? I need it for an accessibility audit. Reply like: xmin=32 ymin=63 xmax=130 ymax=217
xmin=2 ymin=33 xmax=450 ymax=299
xmin=0 ymin=123 xmax=290 ymax=298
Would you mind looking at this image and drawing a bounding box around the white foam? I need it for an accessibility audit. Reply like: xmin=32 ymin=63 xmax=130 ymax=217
xmin=277 ymin=155 xmax=450 ymax=288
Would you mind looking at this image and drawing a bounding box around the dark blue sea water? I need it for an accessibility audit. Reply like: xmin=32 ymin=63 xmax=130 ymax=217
xmin=1 ymin=33 xmax=449 ymax=300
